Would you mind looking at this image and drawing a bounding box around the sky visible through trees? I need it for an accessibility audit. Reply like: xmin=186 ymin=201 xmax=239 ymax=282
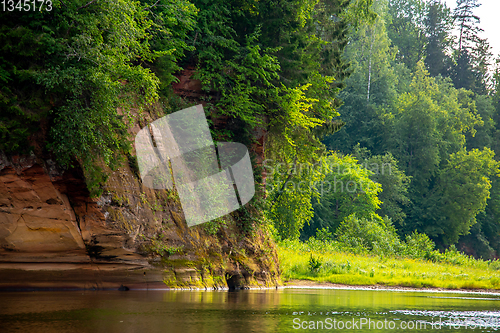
xmin=443 ymin=0 xmax=500 ymax=56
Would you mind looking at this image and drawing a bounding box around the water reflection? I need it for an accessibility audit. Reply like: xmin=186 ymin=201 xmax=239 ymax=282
xmin=0 ymin=288 xmax=500 ymax=332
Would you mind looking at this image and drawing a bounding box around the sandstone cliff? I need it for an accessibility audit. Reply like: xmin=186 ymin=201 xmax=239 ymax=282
xmin=0 ymin=150 xmax=279 ymax=290
xmin=0 ymin=72 xmax=279 ymax=290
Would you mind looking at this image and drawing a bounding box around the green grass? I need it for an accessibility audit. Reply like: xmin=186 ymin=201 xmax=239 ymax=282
xmin=278 ymin=239 xmax=500 ymax=290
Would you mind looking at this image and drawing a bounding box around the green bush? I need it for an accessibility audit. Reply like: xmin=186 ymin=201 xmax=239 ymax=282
xmin=315 ymin=227 xmax=334 ymax=242
xmin=308 ymin=254 xmax=322 ymax=273
xmin=488 ymin=260 xmax=500 ymax=271
xmin=403 ymin=231 xmax=435 ymax=259
xmin=335 ymin=214 xmax=404 ymax=256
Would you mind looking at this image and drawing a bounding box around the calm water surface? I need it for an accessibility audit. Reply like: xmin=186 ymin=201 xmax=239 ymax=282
xmin=1 ymin=288 xmax=500 ymax=332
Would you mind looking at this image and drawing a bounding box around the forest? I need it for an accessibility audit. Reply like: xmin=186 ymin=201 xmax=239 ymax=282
xmin=1 ymin=0 xmax=500 ymax=268
xmin=268 ymin=0 xmax=500 ymax=261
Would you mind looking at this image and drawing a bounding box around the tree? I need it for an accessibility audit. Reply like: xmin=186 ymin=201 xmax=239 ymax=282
xmin=142 ymin=0 xmax=198 ymax=91
xmin=0 ymin=0 xmax=194 ymax=194
xmin=453 ymin=50 xmax=476 ymax=91
xmin=491 ymin=57 xmax=500 ymax=156
xmin=384 ymin=62 xmax=483 ymax=237
xmin=463 ymin=178 xmax=500 ymax=259
xmin=301 ymin=153 xmax=382 ymax=239
xmin=391 ymin=63 xmax=481 ymax=185
xmin=454 ymin=0 xmax=482 ymax=54
xmin=387 ymin=0 xmax=428 ymax=71
xmin=324 ymin=0 xmax=398 ymax=153
xmin=184 ymin=0 xmax=375 ymax=239
xmin=335 ymin=214 xmax=404 ymax=255
xmin=424 ymin=0 xmax=454 ymax=77
xmin=352 ymin=145 xmax=411 ymax=228
xmin=465 ymin=95 xmax=495 ymax=150
xmin=469 ymin=38 xmax=493 ymax=94
xmin=425 ymin=148 xmax=500 ymax=246
xmin=452 ymin=0 xmax=491 ymax=94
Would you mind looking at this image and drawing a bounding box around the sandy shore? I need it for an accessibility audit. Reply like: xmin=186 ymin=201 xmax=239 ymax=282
xmin=283 ymin=279 xmax=500 ymax=295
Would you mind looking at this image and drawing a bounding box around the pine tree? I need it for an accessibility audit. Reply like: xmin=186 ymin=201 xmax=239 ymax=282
xmin=470 ymin=37 xmax=493 ymax=94
xmin=451 ymin=0 xmax=490 ymax=93
xmin=424 ymin=0 xmax=453 ymax=77
xmin=453 ymin=50 xmax=476 ymax=90
xmin=454 ymin=0 xmax=482 ymax=53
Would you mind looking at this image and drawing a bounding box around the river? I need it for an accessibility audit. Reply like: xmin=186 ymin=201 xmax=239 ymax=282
xmin=1 ymin=287 xmax=500 ymax=332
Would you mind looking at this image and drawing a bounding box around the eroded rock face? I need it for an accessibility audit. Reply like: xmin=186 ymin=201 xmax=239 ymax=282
xmin=0 ymin=65 xmax=280 ymax=290
xmin=0 ymin=154 xmax=86 ymax=254
xmin=0 ymin=152 xmax=162 ymax=289
xmin=0 ymin=151 xmax=280 ymax=290
xmin=0 ymin=152 xmax=146 ymax=262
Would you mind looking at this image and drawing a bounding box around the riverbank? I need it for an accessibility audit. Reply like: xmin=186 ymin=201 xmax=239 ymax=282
xmin=278 ymin=240 xmax=500 ymax=291
xmin=283 ymin=279 xmax=500 ymax=295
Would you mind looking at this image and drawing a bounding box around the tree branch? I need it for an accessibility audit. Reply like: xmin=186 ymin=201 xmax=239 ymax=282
xmin=147 ymin=0 xmax=161 ymax=9
xmin=78 ymin=0 xmax=97 ymax=10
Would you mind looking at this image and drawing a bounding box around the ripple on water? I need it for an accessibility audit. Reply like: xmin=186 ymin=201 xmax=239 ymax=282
xmin=391 ymin=309 xmax=500 ymax=329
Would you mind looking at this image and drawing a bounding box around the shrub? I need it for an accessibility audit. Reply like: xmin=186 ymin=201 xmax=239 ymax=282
xmin=404 ymin=231 xmax=435 ymax=259
xmin=335 ymin=214 xmax=404 ymax=256
xmin=308 ymin=254 xmax=322 ymax=273
xmin=316 ymin=227 xmax=334 ymax=242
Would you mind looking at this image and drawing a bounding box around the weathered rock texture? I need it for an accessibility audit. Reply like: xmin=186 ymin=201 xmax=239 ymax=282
xmin=0 ymin=68 xmax=279 ymax=290
xmin=0 ymin=140 xmax=279 ymax=290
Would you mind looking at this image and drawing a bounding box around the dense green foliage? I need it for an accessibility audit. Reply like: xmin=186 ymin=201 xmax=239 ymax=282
xmin=0 ymin=0 xmax=197 ymax=194
xmin=0 ymin=0 xmax=372 ymax=228
xmin=3 ymin=0 xmax=500 ymax=265
xmin=301 ymin=153 xmax=382 ymax=238
xmin=320 ymin=0 xmax=500 ymax=259
xmin=279 ymin=237 xmax=500 ymax=290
